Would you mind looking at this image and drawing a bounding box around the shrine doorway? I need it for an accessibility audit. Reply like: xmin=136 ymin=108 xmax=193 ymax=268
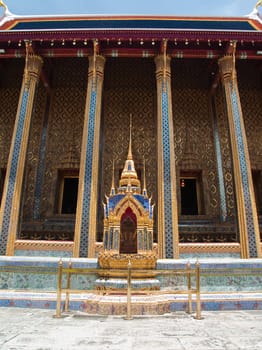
xmin=120 ymin=207 xmax=137 ymax=254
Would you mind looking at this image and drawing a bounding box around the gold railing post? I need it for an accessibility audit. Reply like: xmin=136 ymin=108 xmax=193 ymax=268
xmin=187 ymin=261 xmax=192 ymax=314
xmin=195 ymin=260 xmax=202 ymax=320
xmin=125 ymin=260 xmax=133 ymax=320
xmin=54 ymin=259 xmax=63 ymax=318
xmin=64 ymin=260 xmax=72 ymax=313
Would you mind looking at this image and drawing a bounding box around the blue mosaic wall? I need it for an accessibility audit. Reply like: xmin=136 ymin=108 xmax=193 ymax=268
xmin=0 ymin=257 xmax=98 ymax=291
xmin=157 ymin=258 xmax=262 ymax=293
xmin=1 ymin=257 xmax=262 ymax=294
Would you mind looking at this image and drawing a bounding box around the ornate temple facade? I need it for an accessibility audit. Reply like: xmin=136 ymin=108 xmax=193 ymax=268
xmin=0 ymin=3 xmax=262 ymax=259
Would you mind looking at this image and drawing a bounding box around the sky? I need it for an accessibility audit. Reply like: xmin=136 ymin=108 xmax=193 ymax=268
xmin=1 ymin=0 xmax=259 ymax=17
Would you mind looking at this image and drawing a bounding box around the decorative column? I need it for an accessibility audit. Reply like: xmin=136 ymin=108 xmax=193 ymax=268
xmin=137 ymin=224 xmax=145 ymax=253
xmin=155 ymin=52 xmax=179 ymax=258
xmin=0 ymin=48 xmax=43 ymax=255
xmin=73 ymin=54 xmax=105 ymax=258
xmin=218 ymin=54 xmax=261 ymax=258
xmin=210 ymin=97 xmax=227 ymax=222
xmin=112 ymin=226 xmax=120 ymax=252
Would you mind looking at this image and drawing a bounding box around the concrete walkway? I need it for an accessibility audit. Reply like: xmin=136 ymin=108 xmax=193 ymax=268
xmin=0 ymin=308 xmax=262 ymax=349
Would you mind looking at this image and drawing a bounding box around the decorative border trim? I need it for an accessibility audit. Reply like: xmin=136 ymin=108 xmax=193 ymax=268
xmin=14 ymin=240 xmax=74 ymax=252
xmin=10 ymin=240 xmax=262 ymax=256
xmin=179 ymin=243 xmax=241 ymax=253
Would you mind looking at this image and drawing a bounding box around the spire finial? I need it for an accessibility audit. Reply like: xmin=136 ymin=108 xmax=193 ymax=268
xmin=0 ymin=0 xmax=8 ymax=14
xmin=255 ymin=0 xmax=262 ymax=9
xmin=110 ymin=160 xmax=115 ymax=195
xmin=127 ymin=114 xmax=133 ymax=160
xmin=143 ymin=157 xmax=148 ymax=197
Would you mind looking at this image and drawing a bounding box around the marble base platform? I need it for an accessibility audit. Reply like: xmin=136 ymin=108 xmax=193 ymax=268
xmin=0 ymin=290 xmax=262 ymax=315
xmin=1 ymin=256 xmax=262 ymax=313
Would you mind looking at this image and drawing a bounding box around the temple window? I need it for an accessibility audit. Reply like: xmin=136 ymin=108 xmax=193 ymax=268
xmin=0 ymin=168 xmax=6 ymax=206
xmin=180 ymin=171 xmax=204 ymax=215
xmin=252 ymin=170 xmax=262 ymax=215
xmin=57 ymin=170 xmax=79 ymax=214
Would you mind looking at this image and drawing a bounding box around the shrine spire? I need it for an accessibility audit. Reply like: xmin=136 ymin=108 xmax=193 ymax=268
xmin=127 ymin=114 xmax=133 ymax=160
xmin=110 ymin=159 xmax=115 ymax=195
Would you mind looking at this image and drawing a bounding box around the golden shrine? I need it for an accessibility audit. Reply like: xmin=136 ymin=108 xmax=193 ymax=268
xmin=98 ymin=119 xmax=157 ymax=270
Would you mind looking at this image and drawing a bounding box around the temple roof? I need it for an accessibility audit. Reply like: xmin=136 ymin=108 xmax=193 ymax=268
xmin=0 ymin=6 xmax=261 ymax=33
xmin=0 ymin=10 xmax=261 ymax=60
xmin=1 ymin=15 xmax=261 ymax=32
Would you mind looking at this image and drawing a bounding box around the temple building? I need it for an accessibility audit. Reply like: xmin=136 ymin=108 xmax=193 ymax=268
xmin=0 ymin=2 xmax=262 ymax=260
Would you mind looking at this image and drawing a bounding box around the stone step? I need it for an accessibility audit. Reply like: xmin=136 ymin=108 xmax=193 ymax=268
xmin=0 ymin=290 xmax=262 ymax=315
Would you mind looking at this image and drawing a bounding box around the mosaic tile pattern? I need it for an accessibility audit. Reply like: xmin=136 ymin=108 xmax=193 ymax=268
xmin=1 ymin=290 xmax=262 ymax=313
xmin=0 ymin=90 xmax=29 ymax=255
xmin=32 ymin=92 xmax=50 ymax=220
xmin=161 ymin=81 xmax=174 ymax=258
xmin=14 ymin=250 xmax=73 ymax=258
xmin=180 ymin=253 xmax=241 ymax=259
xmin=2 ymin=257 xmax=262 ymax=294
xmin=1 ymin=257 xmax=262 ymax=312
xmin=231 ymin=88 xmax=257 ymax=257
xmin=0 ymin=257 xmax=98 ymax=291
xmin=211 ymin=97 xmax=227 ymax=221
xmin=79 ymin=85 xmax=97 ymax=257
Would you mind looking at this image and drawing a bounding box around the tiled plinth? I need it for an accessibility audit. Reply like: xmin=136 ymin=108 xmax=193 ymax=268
xmin=1 ymin=256 xmax=262 ymax=313
xmin=0 ymin=291 xmax=262 ymax=314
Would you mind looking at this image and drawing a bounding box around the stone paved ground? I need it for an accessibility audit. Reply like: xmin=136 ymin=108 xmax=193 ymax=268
xmin=1 ymin=308 xmax=262 ymax=349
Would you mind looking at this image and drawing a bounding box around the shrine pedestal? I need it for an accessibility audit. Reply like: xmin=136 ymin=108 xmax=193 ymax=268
xmin=95 ymin=278 xmax=160 ymax=291
xmin=98 ymin=252 xmax=157 ymax=277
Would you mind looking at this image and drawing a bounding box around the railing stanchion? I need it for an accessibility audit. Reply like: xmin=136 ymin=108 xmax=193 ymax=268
xmin=54 ymin=259 xmax=63 ymax=318
xmin=65 ymin=260 xmax=72 ymax=312
xmin=187 ymin=261 xmax=192 ymax=314
xmin=125 ymin=260 xmax=133 ymax=320
xmin=195 ymin=260 xmax=202 ymax=320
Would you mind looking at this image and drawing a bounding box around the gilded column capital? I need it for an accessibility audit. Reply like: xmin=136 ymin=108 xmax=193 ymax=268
xmin=154 ymin=54 xmax=171 ymax=81
xmin=218 ymin=55 xmax=236 ymax=85
xmin=26 ymin=54 xmax=43 ymax=80
xmin=88 ymin=55 xmax=106 ymax=77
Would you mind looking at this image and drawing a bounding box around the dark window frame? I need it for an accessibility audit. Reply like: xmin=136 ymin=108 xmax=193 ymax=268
xmin=179 ymin=171 xmax=204 ymax=216
xmin=56 ymin=169 xmax=79 ymax=215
